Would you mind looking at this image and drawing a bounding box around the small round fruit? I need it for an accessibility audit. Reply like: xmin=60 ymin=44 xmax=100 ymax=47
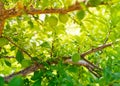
xmin=59 ymin=14 xmax=69 ymax=23
xmin=48 ymin=16 xmax=58 ymax=26
xmin=76 ymin=10 xmax=85 ymax=20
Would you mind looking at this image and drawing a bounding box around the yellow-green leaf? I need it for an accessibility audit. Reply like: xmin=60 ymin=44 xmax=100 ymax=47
xmin=0 ymin=38 xmax=9 ymax=47
xmin=21 ymin=59 xmax=31 ymax=67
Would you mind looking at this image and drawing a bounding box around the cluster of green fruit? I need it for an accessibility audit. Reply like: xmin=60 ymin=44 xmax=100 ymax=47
xmin=46 ymin=14 xmax=69 ymax=26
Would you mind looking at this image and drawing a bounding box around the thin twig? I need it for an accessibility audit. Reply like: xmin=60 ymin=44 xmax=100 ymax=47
xmin=103 ymin=30 xmax=111 ymax=44
xmin=82 ymin=58 xmax=102 ymax=70
xmin=1 ymin=36 xmax=32 ymax=59
xmin=87 ymin=67 xmax=101 ymax=78
xmin=0 ymin=56 xmax=15 ymax=59
xmin=80 ymin=42 xmax=113 ymax=58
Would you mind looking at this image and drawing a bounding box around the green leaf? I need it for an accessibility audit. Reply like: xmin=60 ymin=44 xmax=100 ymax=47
xmin=21 ymin=59 xmax=31 ymax=67
xmin=71 ymin=53 xmax=80 ymax=62
xmin=59 ymin=14 xmax=69 ymax=23
xmin=16 ymin=50 xmax=24 ymax=63
xmin=8 ymin=76 xmax=23 ymax=86
xmin=89 ymin=0 xmax=101 ymax=6
xmin=31 ymin=71 xmax=43 ymax=80
xmin=5 ymin=60 xmax=11 ymax=67
xmin=46 ymin=70 xmax=53 ymax=77
xmin=40 ymin=42 xmax=51 ymax=48
xmin=6 ymin=24 xmax=10 ymax=29
xmin=0 ymin=38 xmax=9 ymax=47
xmin=24 ymin=78 xmax=30 ymax=86
xmin=56 ymin=24 xmax=66 ymax=35
xmin=32 ymin=57 xmax=39 ymax=62
xmin=63 ymin=0 xmax=72 ymax=8
xmin=103 ymin=67 xmax=112 ymax=84
xmin=112 ymin=72 xmax=120 ymax=80
xmin=48 ymin=16 xmax=58 ymax=26
xmin=10 ymin=46 xmax=16 ymax=51
xmin=113 ymin=83 xmax=120 ymax=86
xmin=67 ymin=66 xmax=79 ymax=73
xmin=76 ymin=10 xmax=85 ymax=21
xmin=28 ymin=21 xmax=34 ymax=28
xmin=41 ymin=0 xmax=50 ymax=9
xmin=31 ymin=71 xmax=40 ymax=80
xmin=32 ymin=80 xmax=41 ymax=86
xmin=0 ymin=76 xmax=4 ymax=86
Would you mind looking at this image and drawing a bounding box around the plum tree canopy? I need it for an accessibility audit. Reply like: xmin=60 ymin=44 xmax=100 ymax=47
xmin=0 ymin=0 xmax=120 ymax=86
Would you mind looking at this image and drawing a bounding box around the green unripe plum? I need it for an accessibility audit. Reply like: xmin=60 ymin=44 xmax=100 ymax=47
xmin=48 ymin=16 xmax=58 ymax=26
xmin=59 ymin=14 xmax=69 ymax=23
xmin=76 ymin=10 xmax=85 ymax=20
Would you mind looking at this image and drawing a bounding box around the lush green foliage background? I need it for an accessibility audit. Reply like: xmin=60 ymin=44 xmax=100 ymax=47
xmin=0 ymin=0 xmax=120 ymax=86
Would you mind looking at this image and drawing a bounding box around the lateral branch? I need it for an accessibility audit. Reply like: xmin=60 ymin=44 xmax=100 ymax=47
xmin=0 ymin=0 xmax=107 ymax=36
xmin=3 ymin=41 xmax=116 ymax=82
xmin=1 ymin=36 xmax=32 ymax=59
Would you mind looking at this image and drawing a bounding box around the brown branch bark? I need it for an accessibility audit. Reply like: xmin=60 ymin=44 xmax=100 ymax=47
xmin=0 ymin=56 xmax=15 ymax=59
xmin=0 ymin=20 xmax=5 ymax=36
xmin=5 ymin=2 xmax=82 ymax=19
xmin=5 ymin=1 xmax=107 ymax=19
xmin=26 ymin=2 xmax=83 ymax=15
xmin=4 ymin=63 xmax=44 ymax=82
xmin=0 ymin=1 xmax=5 ymax=36
xmin=80 ymin=42 xmax=113 ymax=58
xmin=87 ymin=67 xmax=101 ymax=78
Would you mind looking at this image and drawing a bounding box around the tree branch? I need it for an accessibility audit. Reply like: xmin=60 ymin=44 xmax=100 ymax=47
xmin=1 ymin=36 xmax=32 ymax=59
xmin=4 ymin=63 xmax=43 ymax=82
xmin=0 ymin=1 xmax=5 ymax=36
xmin=0 ymin=56 xmax=15 ymax=59
xmin=0 ymin=1 xmax=107 ymax=36
xmin=80 ymin=42 xmax=113 ymax=58
xmin=0 ymin=20 xmax=5 ymax=36
xmin=26 ymin=2 xmax=83 ymax=15
xmin=5 ymin=1 xmax=107 ymax=19
xmin=4 ymin=40 xmax=118 ymax=82
xmin=4 ymin=59 xmax=94 ymax=82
